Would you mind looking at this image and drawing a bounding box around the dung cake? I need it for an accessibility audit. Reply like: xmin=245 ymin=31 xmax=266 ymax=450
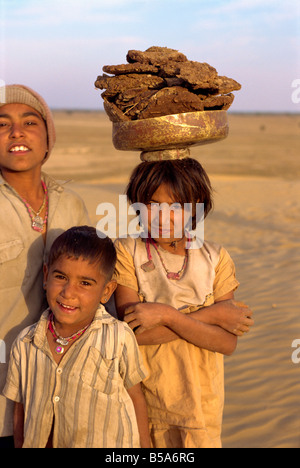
xmin=95 ymin=46 xmax=241 ymax=123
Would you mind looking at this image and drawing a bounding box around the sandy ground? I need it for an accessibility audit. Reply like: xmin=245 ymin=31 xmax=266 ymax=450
xmin=45 ymin=111 xmax=300 ymax=448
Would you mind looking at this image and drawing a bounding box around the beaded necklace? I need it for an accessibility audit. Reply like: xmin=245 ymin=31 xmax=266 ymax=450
xmin=20 ymin=180 xmax=49 ymax=233
xmin=141 ymin=235 xmax=191 ymax=280
xmin=48 ymin=312 xmax=90 ymax=355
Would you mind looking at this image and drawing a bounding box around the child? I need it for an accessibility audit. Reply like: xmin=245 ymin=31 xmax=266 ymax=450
xmin=0 ymin=84 xmax=88 ymax=445
xmin=114 ymin=158 xmax=254 ymax=449
xmin=3 ymin=226 xmax=150 ymax=448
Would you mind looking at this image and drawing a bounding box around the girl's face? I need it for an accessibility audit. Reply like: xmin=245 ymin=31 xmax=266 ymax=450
xmin=142 ymin=183 xmax=187 ymax=247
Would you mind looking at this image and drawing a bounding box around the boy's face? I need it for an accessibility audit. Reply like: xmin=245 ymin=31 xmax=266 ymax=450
xmin=44 ymin=255 xmax=116 ymax=330
xmin=0 ymin=103 xmax=48 ymax=177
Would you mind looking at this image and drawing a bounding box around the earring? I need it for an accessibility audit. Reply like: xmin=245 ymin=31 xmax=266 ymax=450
xmin=43 ymin=282 xmax=47 ymax=289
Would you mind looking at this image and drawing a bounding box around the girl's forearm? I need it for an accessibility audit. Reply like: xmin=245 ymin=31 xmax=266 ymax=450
xmin=135 ymin=306 xmax=222 ymax=346
xmin=189 ymin=303 xmax=224 ymax=327
xmin=134 ymin=303 xmax=237 ymax=354
xmin=190 ymin=298 xmax=253 ymax=336
xmin=162 ymin=307 xmax=237 ymax=355
xmin=135 ymin=325 xmax=180 ymax=346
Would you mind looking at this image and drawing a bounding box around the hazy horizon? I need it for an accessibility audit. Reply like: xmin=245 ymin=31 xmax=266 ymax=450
xmin=1 ymin=0 xmax=299 ymax=113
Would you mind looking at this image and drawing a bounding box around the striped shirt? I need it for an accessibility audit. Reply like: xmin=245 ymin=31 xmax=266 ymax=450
xmin=0 ymin=172 xmax=89 ymax=437
xmin=3 ymin=305 xmax=146 ymax=448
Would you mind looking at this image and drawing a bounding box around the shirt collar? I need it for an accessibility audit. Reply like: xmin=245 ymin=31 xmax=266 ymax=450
xmin=22 ymin=304 xmax=117 ymax=348
xmin=0 ymin=171 xmax=66 ymax=193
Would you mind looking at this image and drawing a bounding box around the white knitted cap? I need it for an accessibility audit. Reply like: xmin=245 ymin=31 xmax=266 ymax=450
xmin=0 ymin=84 xmax=56 ymax=162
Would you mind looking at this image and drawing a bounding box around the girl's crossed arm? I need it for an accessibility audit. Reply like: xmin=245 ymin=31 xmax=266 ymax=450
xmin=115 ymin=285 xmax=253 ymax=356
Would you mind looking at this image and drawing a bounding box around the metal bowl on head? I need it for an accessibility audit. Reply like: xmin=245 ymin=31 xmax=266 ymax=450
xmin=112 ymin=110 xmax=229 ymax=153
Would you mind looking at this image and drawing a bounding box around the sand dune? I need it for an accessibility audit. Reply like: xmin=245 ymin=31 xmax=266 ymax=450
xmin=45 ymin=111 xmax=300 ymax=448
xmin=206 ymin=176 xmax=300 ymax=448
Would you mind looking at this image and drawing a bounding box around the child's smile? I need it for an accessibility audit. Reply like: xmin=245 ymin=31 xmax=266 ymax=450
xmin=0 ymin=103 xmax=48 ymax=175
xmin=56 ymin=300 xmax=79 ymax=314
xmin=44 ymin=255 xmax=113 ymax=336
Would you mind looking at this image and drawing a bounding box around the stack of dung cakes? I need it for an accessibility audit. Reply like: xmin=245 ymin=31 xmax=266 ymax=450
xmin=94 ymin=47 xmax=241 ymax=160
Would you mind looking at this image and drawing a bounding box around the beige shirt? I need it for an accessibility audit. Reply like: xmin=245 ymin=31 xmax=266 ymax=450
xmin=114 ymin=237 xmax=240 ymax=448
xmin=3 ymin=306 xmax=146 ymax=448
xmin=0 ymin=172 xmax=89 ymax=437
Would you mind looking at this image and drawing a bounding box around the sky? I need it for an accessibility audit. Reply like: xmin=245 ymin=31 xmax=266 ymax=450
xmin=0 ymin=0 xmax=299 ymax=112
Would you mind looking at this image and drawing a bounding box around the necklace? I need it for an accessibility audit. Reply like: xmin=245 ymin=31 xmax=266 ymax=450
xmin=141 ymin=236 xmax=190 ymax=280
xmin=48 ymin=312 xmax=90 ymax=355
xmin=20 ymin=180 xmax=49 ymax=233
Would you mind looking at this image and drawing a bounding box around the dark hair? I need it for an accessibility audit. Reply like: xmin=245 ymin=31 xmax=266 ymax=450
xmin=126 ymin=158 xmax=214 ymax=221
xmin=47 ymin=226 xmax=116 ymax=281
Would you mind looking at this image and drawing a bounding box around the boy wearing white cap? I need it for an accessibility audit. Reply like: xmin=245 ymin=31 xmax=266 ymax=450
xmin=0 ymin=84 xmax=89 ymax=446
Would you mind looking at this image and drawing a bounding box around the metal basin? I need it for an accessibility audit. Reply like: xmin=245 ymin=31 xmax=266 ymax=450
xmin=112 ymin=110 xmax=229 ymax=152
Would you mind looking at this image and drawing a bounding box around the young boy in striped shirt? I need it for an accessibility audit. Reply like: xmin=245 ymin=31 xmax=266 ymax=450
xmin=2 ymin=226 xmax=149 ymax=448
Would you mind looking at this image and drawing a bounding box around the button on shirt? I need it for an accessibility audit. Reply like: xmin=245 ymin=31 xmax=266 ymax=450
xmin=0 ymin=172 xmax=89 ymax=437
xmin=3 ymin=306 xmax=146 ymax=448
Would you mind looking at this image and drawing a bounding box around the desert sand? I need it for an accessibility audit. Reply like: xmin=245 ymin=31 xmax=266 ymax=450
xmin=45 ymin=111 xmax=300 ymax=448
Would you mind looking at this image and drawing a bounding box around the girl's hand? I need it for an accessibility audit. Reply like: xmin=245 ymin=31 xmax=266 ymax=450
xmin=212 ymin=300 xmax=254 ymax=336
xmin=124 ymin=302 xmax=175 ymax=335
